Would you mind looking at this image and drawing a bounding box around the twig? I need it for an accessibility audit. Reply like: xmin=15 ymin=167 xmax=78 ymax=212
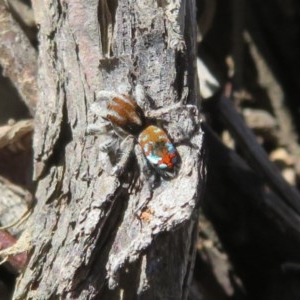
xmin=216 ymin=84 xmax=300 ymax=214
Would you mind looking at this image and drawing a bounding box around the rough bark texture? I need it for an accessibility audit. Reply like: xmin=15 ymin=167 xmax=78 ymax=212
xmin=13 ymin=0 xmax=204 ymax=299
xmin=0 ymin=1 xmax=37 ymax=115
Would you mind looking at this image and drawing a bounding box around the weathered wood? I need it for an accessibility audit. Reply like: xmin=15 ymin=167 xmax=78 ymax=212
xmin=0 ymin=1 xmax=37 ymax=115
xmin=13 ymin=1 xmax=204 ymax=299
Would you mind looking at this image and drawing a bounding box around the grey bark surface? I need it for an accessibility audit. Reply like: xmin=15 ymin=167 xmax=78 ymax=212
xmin=0 ymin=1 xmax=37 ymax=115
xmin=13 ymin=1 xmax=205 ymax=299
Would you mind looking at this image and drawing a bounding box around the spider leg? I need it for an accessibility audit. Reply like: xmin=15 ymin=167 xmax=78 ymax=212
xmin=111 ymin=135 xmax=135 ymax=175
xmin=133 ymin=143 xmax=155 ymax=211
xmin=96 ymin=136 xmax=134 ymax=176
xmin=116 ymin=83 xmax=132 ymax=95
xmin=134 ymin=143 xmax=152 ymax=182
xmin=89 ymin=101 xmax=109 ymax=119
xmin=96 ymin=90 xmax=121 ymax=101
xmin=86 ymin=122 xmax=110 ymax=135
xmin=145 ymin=102 xmax=194 ymax=119
xmin=97 ymin=90 xmax=133 ymax=104
xmin=97 ymin=151 xmax=114 ymax=175
xmin=146 ymin=103 xmax=199 ymax=144
xmin=87 ymin=100 xmax=111 ymax=135
xmin=134 ymin=84 xmax=146 ymax=108
xmin=98 ymin=137 xmax=119 ymax=152
xmin=144 ymin=86 xmax=192 ymax=119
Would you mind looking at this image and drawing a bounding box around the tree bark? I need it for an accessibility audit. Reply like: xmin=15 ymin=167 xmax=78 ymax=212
xmin=14 ymin=0 xmax=205 ymax=299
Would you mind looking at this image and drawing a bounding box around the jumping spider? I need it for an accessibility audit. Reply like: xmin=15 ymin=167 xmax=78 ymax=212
xmin=87 ymin=84 xmax=196 ymax=182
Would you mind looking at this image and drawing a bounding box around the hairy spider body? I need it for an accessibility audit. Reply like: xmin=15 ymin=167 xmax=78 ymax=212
xmin=87 ymin=85 xmax=182 ymax=179
xmin=138 ymin=125 xmax=178 ymax=172
xmin=106 ymin=94 xmax=145 ymax=136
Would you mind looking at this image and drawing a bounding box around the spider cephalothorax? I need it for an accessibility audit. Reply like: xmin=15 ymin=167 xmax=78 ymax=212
xmin=87 ymin=85 xmax=189 ymax=179
xmin=106 ymin=93 xmax=146 ymax=136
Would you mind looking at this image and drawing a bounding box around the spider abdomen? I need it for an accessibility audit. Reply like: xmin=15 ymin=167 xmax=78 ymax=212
xmin=138 ymin=125 xmax=179 ymax=177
